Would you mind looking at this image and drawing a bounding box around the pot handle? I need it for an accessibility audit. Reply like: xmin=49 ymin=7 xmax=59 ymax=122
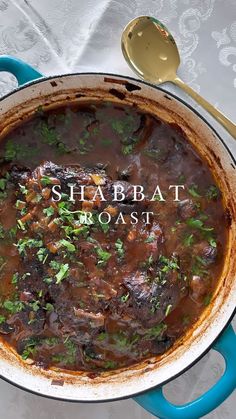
xmin=0 ymin=55 xmax=43 ymax=86
xmin=134 ymin=325 xmax=236 ymax=419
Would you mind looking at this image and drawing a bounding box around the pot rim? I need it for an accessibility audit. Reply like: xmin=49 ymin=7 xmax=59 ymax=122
xmin=1 ymin=70 xmax=235 ymax=169
xmin=0 ymin=308 xmax=235 ymax=404
xmin=0 ymin=72 xmax=235 ymax=402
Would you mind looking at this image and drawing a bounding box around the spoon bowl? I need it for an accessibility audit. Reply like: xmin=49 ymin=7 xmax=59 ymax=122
xmin=121 ymin=16 xmax=236 ymax=138
xmin=121 ymin=16 xmax=180 ymax=84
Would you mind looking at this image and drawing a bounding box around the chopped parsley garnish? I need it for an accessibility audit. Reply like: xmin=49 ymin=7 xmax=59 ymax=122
xmin=57 ymin=142 xmax=70 ymax=154
xmin=59 ymin=239 xmax=76 ymax=253
xmin=78 ymin=211 xmax=94 ymax=225
xmin=3 ymin=300 xmax=25 ymax=314
xmin=43 ymin=206 xmax=55 ymax=217
xmin=209 ymin=237 xmax=217 ymax=248
xmin=62 ymin=225 xmax=89 ymax=237
xmin=44 ymin=277 xmax=53 ymax=285
xmin=52 ymin=339 xmax=77 ymax=365
xmin=144 ymin=323 xmax=167 ymax=339
xmin=206 ymin=185 xmax=219 ymax=200
xmin=29 ymin=300 xmax=40 ymax=312
xmin=150 ymin=255 xmax=179 ymax=286
xmin=159 ymin=255 xmax=179 ymax=273
xmin=120 ymin=292 xmax=129 ymax=303
xmin=44 ymin=337 xmax=59 ymax=346
xmin=186 ymin=218 xmax=204 ymax=229
xmin=22 ymin=272 xmax=31 ymax=280
xmin=7 ymin=226 xmax=17 ymax=239
xmin=44 ymin=303 xmax=54 ymax=312
xmin=15 ymin=238 xmax=43 ymax=255
xmin=150 ymin=296 xmax=160 ymax=313
xmin=99 ymin=222 xmax=109 ymax=233
xmin=145 ymin=234 xmax=156 ymax=243
xmin=17 ymin=219 xmax=26 ymax=231
xmin=112 ymin=331 xmax=139 ymax=350
xmin=21 ymin=337 xmax=38 ymax=360
xmin=143 ymin=149 xmax=161 ymax=160
xmin=15 ymin=200 xmax=26 ymax=210
xmin=165 ymin=304 xmax=172 ymax=316
xmin=0 ymin=189 xmax=7 ymax=201
xmin=19 ymin=183 xmax=28 ymax=195
xmin=104 ymin=360 xmax=118 ymax=369
xmin=111 ymin=114 xmax=135 ymax=136
xmin=144 ymin=255 xmax=154 ymax=268
xmin=55 ymin=263 xmax=69 ymax=284
xmin=49 ymin=261 xmax=69 ymax=284
xmin=186 ymin=218 xmax=214 ymax=232
xmin=4 ymin=140 xmax=36 ymax=161
xmin=115 ymin=238 xmax=124 ymax=258
xmin=97 ymin=332 xmax=108 ymax=341
xmin=49 ymin=260 xmax=61 ymax=270
xmin=37 ymin=248 xmax=48 ymax=263
xmin=93 ymin=213 xmax=110 ymax=233
xmin=4 ymin=141 xmax=16 ymax=161
xmin=0 ymin=178 xmax=7 ymax=190
xmin=41 ymin=176 xmax=53 ymax=186
xmin=12 ymin=272 xmax=19 ymax=284
xmin=0 ymin=223 xmax=5 ymax=239
xmin=182 ymin=315 xmax=190 ymax=326
xmin=0 ymin=315 xmax=6 ymax=324
xmin=0 ymin=256 xmax=6 ymax=272
xmin=63 ymin=339 xmax=77 ymax=364
xmin=191 ymin=256 xmax=209 ymax=276
xmin=40 ymin=122 xmax=58 ymax=146
xmin=203 ymin=294 xmax=212 ymax=306
xmin=188 ymin=184 xmax=201 ymax=198
xmin=95 ymin=247 xmax=111 ymax=265
xmin=178 ymin=174 xmax=186 ymax=183
xmin=183 ymin=233 xmax=194 ymax=247
xmin=37 ymin=105 xmax=44 ymax=115
xmin=122 ymin=144 xmax=133 ymax=155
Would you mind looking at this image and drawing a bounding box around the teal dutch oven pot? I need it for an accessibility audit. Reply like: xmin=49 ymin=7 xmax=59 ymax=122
xmin=0 ymin=56 xmax=235 ymax=419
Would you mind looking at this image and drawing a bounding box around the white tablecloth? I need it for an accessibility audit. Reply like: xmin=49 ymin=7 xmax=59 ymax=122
xmin=0 ymin=1 xmax=235 ymax=418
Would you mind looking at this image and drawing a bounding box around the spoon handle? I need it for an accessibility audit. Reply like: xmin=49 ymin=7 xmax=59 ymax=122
xmin=173 ymin=76 xmax=236 ymax=139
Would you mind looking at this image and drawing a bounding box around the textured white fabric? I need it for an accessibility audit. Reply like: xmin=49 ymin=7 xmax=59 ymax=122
xmin=0 ymin=0 xmax=235 ymax=417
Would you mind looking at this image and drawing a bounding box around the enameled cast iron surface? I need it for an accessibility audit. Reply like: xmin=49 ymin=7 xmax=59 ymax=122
xmin=0 ymin=71 xmax=235 ymax=402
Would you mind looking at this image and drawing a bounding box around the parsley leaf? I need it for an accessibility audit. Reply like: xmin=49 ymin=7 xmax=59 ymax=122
xmin=144 ymin=323 xmax=167 ymax=339
xmin=59 ymin=239 xmax=76 ymax=253
xmin=188 ymin=184 xmax=201 ymax=198
xmin=206 ymin=185 xmax=219 ymax=200
xmin=41 ymin=176 xmax=53 ymax=186
xmin=186 ymin=218 xmax=214 ymax=232
xmin=43 ymin=206 xmax=55 ymax=217
xmin=95 ymin=247 xmax=111 ymax=265
xmin=115 ymin=238 xmax=124 ymax=258
xmin=3 ymin=300 xmax=25 ymax=313
xmin=55 ymin=263 xmax=69 ymax=284
xmin=16 ymin=238 xmax=43 ymax=256
xmin=183 ymin=233 xmax=194 ymax=247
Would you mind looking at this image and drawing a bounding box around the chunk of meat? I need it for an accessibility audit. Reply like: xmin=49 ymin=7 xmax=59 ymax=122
xmin=190 ymin=275 xmax=208 ymax=303
xmin=193 ymin=241 xmax=217 ymax=265
xmin=0 ymin=322 xmax=15 ymax=335
xmin=124 ymin=267 xmax=187 ymax=327
xmin=112 ymin=180 xmax=148 ymax=205
xmin=178 ymin=199 xmax=196 ymax=220
xmin=73 ymin=308 xmax=105 ymax=327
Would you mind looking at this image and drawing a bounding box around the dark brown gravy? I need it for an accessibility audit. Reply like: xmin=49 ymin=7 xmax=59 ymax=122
xmin=0 ymin=101 xmax=228 ymax=372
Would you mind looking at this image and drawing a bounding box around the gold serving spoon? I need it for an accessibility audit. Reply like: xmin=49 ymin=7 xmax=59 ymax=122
xmin=121 ymin=16 xmax=236 ymax=138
